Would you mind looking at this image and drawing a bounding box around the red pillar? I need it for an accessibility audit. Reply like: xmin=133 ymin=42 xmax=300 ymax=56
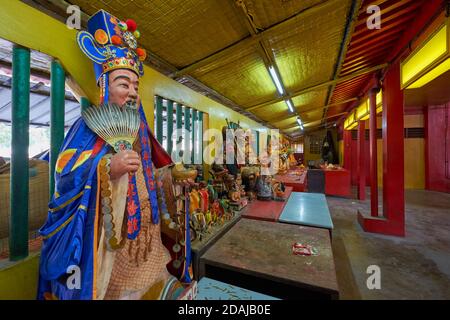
xmin=357 ymin=120 xmax=366 ymax=200
xmin=368 ymin=89 xmax=378 ymax=216
xmin=358 ymin=62 xmax=405 ymax=237
xmin=424 ymin=106 xmax=430 ymax=190
xmin=343 ymin=129 xmax=352 ymax=170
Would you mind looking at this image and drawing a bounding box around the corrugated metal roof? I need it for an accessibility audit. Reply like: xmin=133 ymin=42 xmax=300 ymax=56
xmin=0 ymin=75 xmax=80 ymax=128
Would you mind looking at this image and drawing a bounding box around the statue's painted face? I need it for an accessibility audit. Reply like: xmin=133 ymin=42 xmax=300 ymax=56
xmin=108 ymin=69 xmax=141 ymax=107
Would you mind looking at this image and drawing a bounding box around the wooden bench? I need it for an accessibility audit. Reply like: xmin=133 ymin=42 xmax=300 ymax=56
xmin=278 ymin=192 xmax=334 ymax=237
xmin=191 ymin=213 xmax=241 ymax=280
xmin=241 ymin=187 xmax=293 ymax=222
xmin=199 ymin=219 xmax=339 ymax=299
xmin=196 ymin=277 xmax=279 ymax=300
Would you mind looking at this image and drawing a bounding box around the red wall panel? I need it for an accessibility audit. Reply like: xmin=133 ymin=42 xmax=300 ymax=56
xmin=426 ymin=103 xmax=450 ymax=193
xmin=349 ymin=137 xmax=371 ymax=186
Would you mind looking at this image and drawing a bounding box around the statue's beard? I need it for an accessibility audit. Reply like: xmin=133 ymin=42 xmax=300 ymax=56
xmin=123 ymin=100 xmax=138 ymax=110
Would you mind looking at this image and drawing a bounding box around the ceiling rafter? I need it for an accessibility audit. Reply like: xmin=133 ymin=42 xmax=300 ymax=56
xmin=353 ymin=0 xmax=419 ymax=29
xmin=169 ymin=0 xmax=336 ymax=79
xmin=230 ymin=0 xmax=273 ymax=66
xmin=321 ymin=0 xmax=362 ymax=125
xmin=283 ymin=112 xmax=348 ymax=130
xmin=227 ymin=0 xmax=294 ymax=133
xmin=245 ymin=63 xmax=387 ymax=112
xmin=270 ymin=97 xmax=358 ymax=124
xmin=21 ymin=0 xmax=288 ymax=134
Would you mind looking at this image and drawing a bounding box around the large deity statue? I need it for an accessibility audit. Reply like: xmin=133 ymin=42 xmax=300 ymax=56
xmin=37 ymin=10 xmax=192 ymax=300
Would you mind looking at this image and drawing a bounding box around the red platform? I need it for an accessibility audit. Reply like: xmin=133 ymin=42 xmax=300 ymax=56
xmin=241 ymin=187 xmax=293 ymax=222
xmin=275 ymin=170 xmax=307 ymax=192
xmin=323 ymin=169 xmax=351 ymax=197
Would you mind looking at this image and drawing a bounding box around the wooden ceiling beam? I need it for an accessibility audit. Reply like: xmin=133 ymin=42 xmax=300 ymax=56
xmin=269 ymin=97 xmax=358 ymax=124
xmin=281 ymin=112 xmax=348 ymax=130
xmin=229 ymin=0 xmax=273 ymax=66
xmin=322 ymin=0 xmax=362 ymax=124
xmin=25 ymin=0 xmax=289 ymax=134
xmin=353 ymin=0 xmax=419 ymax=29
xmin=170 ymin=0 xmax=336 ymax=78
xmin=245 ymin=63 xmax=387 ymax=112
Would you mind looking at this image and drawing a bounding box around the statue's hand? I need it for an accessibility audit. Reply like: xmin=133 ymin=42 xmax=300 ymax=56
xmin=110 ymin=150 xmax=141 ymax=180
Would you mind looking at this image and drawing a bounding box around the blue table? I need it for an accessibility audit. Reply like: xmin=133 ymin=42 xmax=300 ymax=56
xmin=279 ymin=192 xmax=334 ymax=231
xmin=196 ymin=277 xmax=279 ymax=300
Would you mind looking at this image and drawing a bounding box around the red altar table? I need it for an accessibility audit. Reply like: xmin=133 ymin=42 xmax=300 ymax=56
xmin=323 ymin=168 xmax=351 ymax=197
xmin=241 ymin=186 xmax=293 ymax=222
xmin=275 ymin=169 xmax=307 ymax=192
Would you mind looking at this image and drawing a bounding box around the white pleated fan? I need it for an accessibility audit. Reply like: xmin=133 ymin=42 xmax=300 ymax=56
xmin=82 ymin=103 xmax=140 ymax=151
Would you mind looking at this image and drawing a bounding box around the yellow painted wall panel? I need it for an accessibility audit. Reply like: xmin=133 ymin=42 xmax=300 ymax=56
xmin=0 ymin=1 xmax=267 ymax=134
xmin=404 ymin=139 xmax=425 ymax=189
xmin=0 ymin=254 xmax=39 ymax=300
xmin=377 ymin=139 xmax=383 ymax=187
xmin=404 ymin=114 xmax=424 ymax=128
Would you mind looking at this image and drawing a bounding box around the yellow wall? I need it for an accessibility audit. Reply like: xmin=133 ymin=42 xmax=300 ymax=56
xmin=0 ymin=0 xmax=268 ymax=134
xmin=304 ymin=129 xmax=338 ymax=165
xmin=404 ymin=138 xmax=425 ymax=189
xmin=304 ymin=133 xmax=324 ymax=164
xmin=379 ymin=114 xmax=425 ymax=189
xmin=0 ymin=253 xmax=39 ymax=300
xmin=0 ymin=1 xmax=271 ymax=299
xmin=404 ymin=114 xmax=425 ymax=189
xmin=349 ymin=114 xmax=424 ymax=189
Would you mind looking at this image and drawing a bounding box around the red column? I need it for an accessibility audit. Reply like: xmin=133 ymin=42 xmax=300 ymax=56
xmin=358 ymin=62 xmax=405 ymax=237
xmin=368 ymin=89 xmax=378 ymax=216
xmin=357 ymin=121 xmax=366 ymax=200
xmin=382 ymin=62 xmax=405 ymax=233
xmin=424 ymin=106 xmax=430 ymax=190
xmin=343 ymin=129 xmax=352 ymax=170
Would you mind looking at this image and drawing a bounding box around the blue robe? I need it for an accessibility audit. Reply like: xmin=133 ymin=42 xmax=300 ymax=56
xmin=36 ymin=106 xmax=183 ymax=300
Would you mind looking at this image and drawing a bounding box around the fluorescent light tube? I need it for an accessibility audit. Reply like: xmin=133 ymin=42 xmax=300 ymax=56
xmin=286 ymin=100 xmax=294 ymax=113
xmin=269 ymin=66 xmax=284 ymax=95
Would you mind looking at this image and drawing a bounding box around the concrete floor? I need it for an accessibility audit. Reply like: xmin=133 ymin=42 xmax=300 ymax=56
xmin=326 ymin=188 xmax=450 ymax=300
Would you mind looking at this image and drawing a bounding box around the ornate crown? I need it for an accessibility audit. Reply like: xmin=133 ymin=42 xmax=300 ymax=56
xmin=77 ymin=10 xmax=147 ymax=83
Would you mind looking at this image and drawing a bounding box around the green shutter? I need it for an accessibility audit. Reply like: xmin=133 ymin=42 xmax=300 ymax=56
xmin=176 ymin=103 xmax=183 ymax=161
xmin=191 ymin=109 xmax=197 ymax=164
xmin=184 ymin=107 xmax=191 ymax=163
xmin=155 ymin=96 xmax=163 ymax=144
xmin=166 ymin=100 xmax=174 ymax=157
